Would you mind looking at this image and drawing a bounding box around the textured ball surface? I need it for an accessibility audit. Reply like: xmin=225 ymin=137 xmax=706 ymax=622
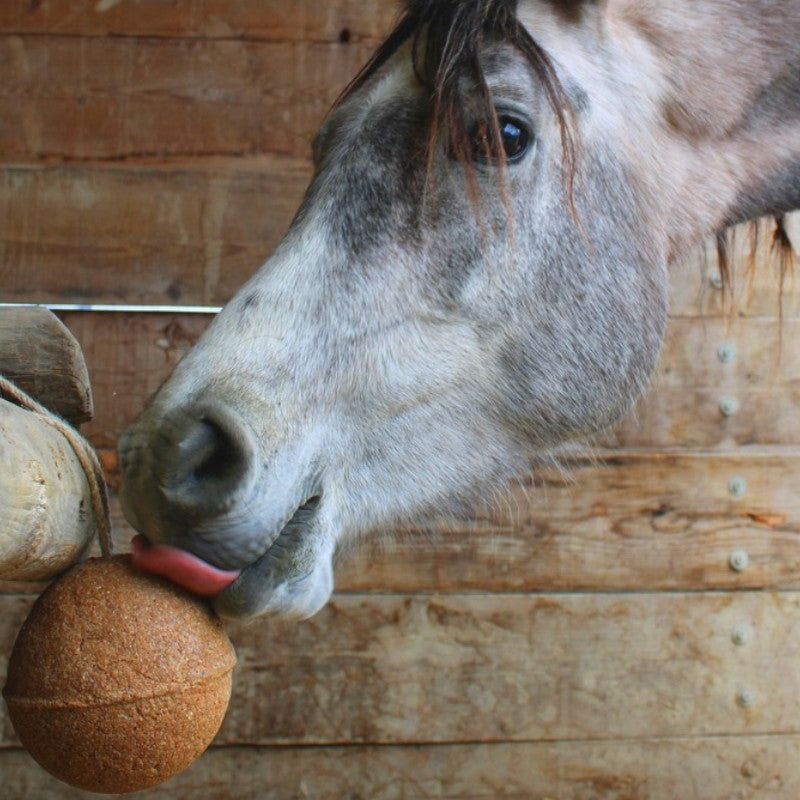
xmin=2 ymin=555 xmax=236 ymax=794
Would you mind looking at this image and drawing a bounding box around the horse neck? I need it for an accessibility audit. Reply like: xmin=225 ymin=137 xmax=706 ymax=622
xmin=524 ymin=0 xmax=800 ymax=261
xmin=624 ymin=0 xmax=800 ymax=257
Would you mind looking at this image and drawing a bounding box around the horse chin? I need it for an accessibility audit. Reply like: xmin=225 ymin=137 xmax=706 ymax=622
xmin=212 ymin=496 xmax=336 ymax=621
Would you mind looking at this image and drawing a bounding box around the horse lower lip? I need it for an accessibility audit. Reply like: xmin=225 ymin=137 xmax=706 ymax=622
xmin=229 ymin=494 xmax=320 ymax=570
xmin=265 ymin=495 xmax=320 ymax=555
xmin=214 ymin=494 xmax=322 ymax=616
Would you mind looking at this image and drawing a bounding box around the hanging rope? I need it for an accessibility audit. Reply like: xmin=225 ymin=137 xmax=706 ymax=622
xmin=0 ymin=374 xmax=113 ymax=559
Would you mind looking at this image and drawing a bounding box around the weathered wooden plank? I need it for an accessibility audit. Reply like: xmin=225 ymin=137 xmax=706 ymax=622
xmin=644 ymin=317 xmax=800 ymax=390
xmin=3 ymin=591 xmax=800 ymax=746
xmin=167 ymin=591 xmax=800 ymax=744
xmin=603 ymin=385 xmax=800 ymax=449
xmin=0 ymin=306 xmax=92 ymax=424
xmin=0 ymin=161 xmax=307 ymax=305
xmin=346 ymin=467 xmax=800 ymax=593
xmin=0 ymin=1 xmax=398 ymax=43
xmin=601 ymin=314 xmax=800 ymax=448
xmin=2 ymin=735 xmax=800 ymax=800
xmin=0 ymin=34 xmax=371 ymax=161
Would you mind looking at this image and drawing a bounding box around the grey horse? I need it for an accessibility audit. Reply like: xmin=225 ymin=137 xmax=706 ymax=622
xmin=119 ymin=0 xmax=800 ymax=618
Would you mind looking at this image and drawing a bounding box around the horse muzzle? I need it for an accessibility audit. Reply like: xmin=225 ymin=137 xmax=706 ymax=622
xmin=118 ymin=399 xmax=334 ymax=619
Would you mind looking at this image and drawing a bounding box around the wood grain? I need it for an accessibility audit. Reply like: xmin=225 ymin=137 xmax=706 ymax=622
xmin=0 ymin=35 xmax=372 ymax=162
xmin=4 ymin=591 xmax=800 ymax=747
xmin=600 ymin=315 xmax=800 ymax=448
xmin=0 ymin=306 xmax=92 ymax=423
xmin=2 ymin=735 xmax=800 ymax=800
xmin=156 ymin=590 xmax=800 ymax=744
xmin=0 ymin=161 xmax=307 ymax=305
xmin=0 ymin=1 xmax=399 ymax=43
xmin=0 ymin=399 xmax=96 ymax=581
xmin=336 ymin=450 xmax=800 ymax=594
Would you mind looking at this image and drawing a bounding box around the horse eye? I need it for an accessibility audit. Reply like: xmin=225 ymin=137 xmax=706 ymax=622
xmin=498 ymin=117 xmax=529 ymax=161
xmin=467 ymin=116 xmax=531 ymax=164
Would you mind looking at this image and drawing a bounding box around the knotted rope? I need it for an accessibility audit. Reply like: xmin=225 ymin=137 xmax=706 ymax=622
xmin=0 ymin=374 xmax=113 ymax=559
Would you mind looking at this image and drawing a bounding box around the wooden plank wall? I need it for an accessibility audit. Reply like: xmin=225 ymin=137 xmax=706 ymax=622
xmin=1 ymin=2 xmax=800 ymax=798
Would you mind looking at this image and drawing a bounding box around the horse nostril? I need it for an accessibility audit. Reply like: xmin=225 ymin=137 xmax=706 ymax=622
xmin=153 ymin=406 xmax=256 ymax=520
xmin=178 ymin=419 xmax=235 ymax=484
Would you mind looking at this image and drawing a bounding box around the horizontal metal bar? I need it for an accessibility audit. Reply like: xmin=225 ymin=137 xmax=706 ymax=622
xmin=0 ymin=302 xmax=222 ymax=314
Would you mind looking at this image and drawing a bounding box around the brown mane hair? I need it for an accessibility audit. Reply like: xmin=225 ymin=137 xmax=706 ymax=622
xmin=337 ymin=0 xmax=577 ymax=206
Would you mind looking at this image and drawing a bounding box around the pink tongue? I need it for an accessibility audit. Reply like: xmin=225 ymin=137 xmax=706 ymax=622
xmin=131 ymin=534 xmax=241 ymax=598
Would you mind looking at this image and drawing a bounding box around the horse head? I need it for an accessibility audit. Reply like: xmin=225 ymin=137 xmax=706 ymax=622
xmin=119 ymin=0 xmax=800 ymax=618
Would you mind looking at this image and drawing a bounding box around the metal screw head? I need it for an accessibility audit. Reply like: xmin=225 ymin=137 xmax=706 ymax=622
xmin=718 ymin=342 xmax=737 ymax=363
xmin=737 ymin=688 xmax=756 ymax=709
xmin=728 ymin=476 xmax=747 ymax=498
xmin=729 ymin=549 xmax=750 ymax=572
xmin=719 ymin=396 xmax=739 ymax=416
xmin=731 ymin=624 xmax=753 ymax=646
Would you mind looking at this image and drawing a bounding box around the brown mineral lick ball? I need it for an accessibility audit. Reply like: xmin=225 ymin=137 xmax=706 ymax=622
xmin=2 ymin=555 xmax=236 ymax=794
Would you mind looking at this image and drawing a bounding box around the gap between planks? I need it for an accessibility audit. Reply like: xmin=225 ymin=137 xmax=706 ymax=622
xmin=3 ymin=730 xmax=800 ymax=752
xmin=0 ymin=29 xmax=382 ymax=46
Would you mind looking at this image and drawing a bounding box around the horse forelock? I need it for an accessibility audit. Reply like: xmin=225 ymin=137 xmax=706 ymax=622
xmin=334 ymin=0 xmax=578 ymax=205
